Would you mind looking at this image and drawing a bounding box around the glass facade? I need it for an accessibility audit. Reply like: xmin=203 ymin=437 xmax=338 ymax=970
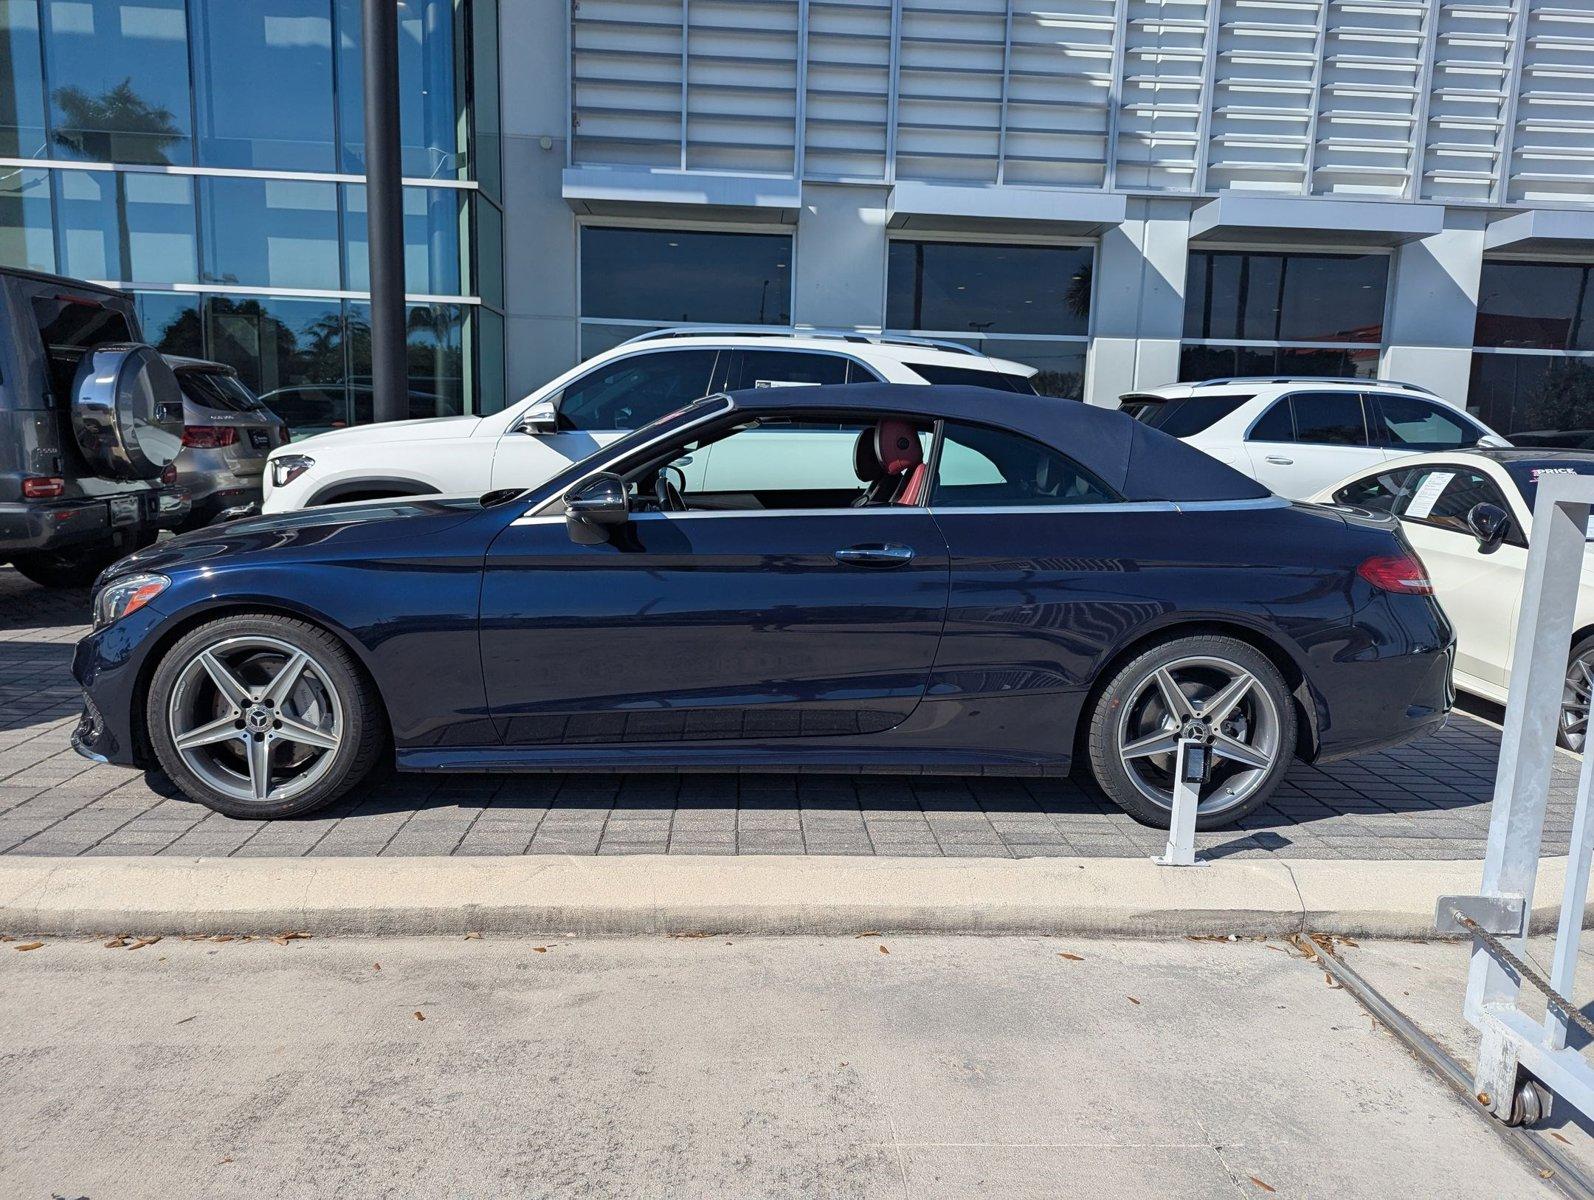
xmin=1469 ymin=261 xmax=1594 ymax=443
xmin=1181 ymin=250 xmax=1389 ymax=383
xmin=578 ymin=227 xmax=794 ymax=357
xmin=885 ymin=240 xmax=1093 ymax=399
xmin=0 ymin=0 xmax=502 ymax=426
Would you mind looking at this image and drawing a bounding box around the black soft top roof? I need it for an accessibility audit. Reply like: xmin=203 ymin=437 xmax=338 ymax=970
xmin=722 ymin=383 xmax=1271 ymax=503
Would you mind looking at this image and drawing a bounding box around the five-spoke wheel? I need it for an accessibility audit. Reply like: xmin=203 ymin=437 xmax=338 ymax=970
xmin=1560 ymin=637 xmax=1594 ymax=755
xmin=1088 ymin=635 xmax=1297 ymax=829
xmin=148 ymin=614 xmax=383 ymax=818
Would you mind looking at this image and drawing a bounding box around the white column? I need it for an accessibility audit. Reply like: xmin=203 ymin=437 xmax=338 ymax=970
xmin=1086 ymin=198 xmax=1193 ymax=406
xmin=1381 ymin=209 xmax=1486 ymax=407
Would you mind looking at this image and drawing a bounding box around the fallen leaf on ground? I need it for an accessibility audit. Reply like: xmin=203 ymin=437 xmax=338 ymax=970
xmin=533 ymin=946 xmax=548 ymax=953
xmin=1058 ymin=952 xmax=1084 ymax=962
xmin=373 ymin=963 xmax=381 ymax=971
xmin=103 ymin=938 xmax=127 ymax=949
xmin=878 ymin=945 xmax=889 ymax=955
xmin=667 ymin=932 xmax=709 ymax=939
xmin=15 ymin=942 xmax=43 ymax=952
xmin=219 ymin=1156 xmax=233 ymax=1165
xmin=1126 ymin=996 xmax=1141 ymax=1005
xmin=463 ymin=932 xmax=482 ymax=940
xmin=855 ymin=931 xmax=880 ymax=939
xmin=1322 ymin=972 xmax=1342 ymax=990
xmin=272 ymin=931 xmax=310 ymax=945
xmin=1249 ymin=1177 xmax=1276 ymax=1193
xmin=210 ymin=935 xmax=234 ymax=943
xmin=413 ymin=1011 xmax=425 ymax=1021
xmin=0 ymin=935 xmax=12 ymax=942
xmin=128 ymin=937 xmax=160 ymax=951
xmin=174 ymin=1015 xmax=196 ymax=1026
xmin=1553 ymin=1132 xmax=1572 ymax=1145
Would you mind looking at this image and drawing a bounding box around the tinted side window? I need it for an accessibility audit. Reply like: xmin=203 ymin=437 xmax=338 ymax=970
xmin=730 ymin=350 xmax=849 ymax=390
xmin=1397 ymin=467 xmax=1510 ymax=535
xmin=905 ymin=362 xmax=1038 ymax=394
xmin=1375 ymin=395 xmax=1481 ymax=451
xmin=1332 ymin=467 xmax=1416 ymax=513
xmin=932 ymin=422 xmax=1117 ymax=507
xmin=1289 ymin=393 xmax=1368 ymax=446
xmin=30 ymin=297 xmax=137 ymax=406
xmin=1129 ymin=393 xmax=1254 ymax=437
xmin=558 ymin=350 xmax=719 ymax=431
xmin=1248 ymin=399 xmax=1294 ymax=442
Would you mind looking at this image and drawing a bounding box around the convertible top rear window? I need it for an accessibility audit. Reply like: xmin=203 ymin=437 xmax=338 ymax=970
xmin=1123 ymin=393 xmax=1252 ymax=437
xmin=904 ymin=362 xmax=1036 ymax=394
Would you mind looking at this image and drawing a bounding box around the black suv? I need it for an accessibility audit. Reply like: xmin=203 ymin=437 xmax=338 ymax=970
xmin=0 ymin=267 xmax=190 ymax=588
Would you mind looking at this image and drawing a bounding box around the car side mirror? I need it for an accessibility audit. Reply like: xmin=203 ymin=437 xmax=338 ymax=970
xmin=1466 ymin=502 xmax=1510 ymax=553
xmin=516 ymin=398 xmax=559 ymax=435
xmin=564 ymin=472 xmax=629 ymax=544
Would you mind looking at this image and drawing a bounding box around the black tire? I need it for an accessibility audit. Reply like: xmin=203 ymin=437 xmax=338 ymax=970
xmin=1086 ymin=634 xmax=1297 ymax=830
xmin=147 ymin=613 xmax=386 ymax=819
xmin=11 ymin=543 xmax=124 ymax=589
xmin=1559 ymin=634 xmax=1594 ymax=753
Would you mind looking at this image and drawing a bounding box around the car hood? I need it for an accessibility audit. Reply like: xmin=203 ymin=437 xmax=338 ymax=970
xmin=280 ymin=414 xmax=482 ymax=452
xmin=102 ymin=495 xmax=490 ymax=583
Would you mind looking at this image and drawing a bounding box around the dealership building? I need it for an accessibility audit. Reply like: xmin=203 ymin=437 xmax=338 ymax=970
xmin=2 ymin=0 xmax=1593 ymax=438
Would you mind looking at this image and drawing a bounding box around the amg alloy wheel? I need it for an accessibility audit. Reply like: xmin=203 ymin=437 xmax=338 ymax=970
xmin=1087 ymin=636 xmax=1297 ymax=829
xmin=148 ymin=614 xmax=383 ymax=818
xmin=1561 ymin=637 xmax=1594 ymax=754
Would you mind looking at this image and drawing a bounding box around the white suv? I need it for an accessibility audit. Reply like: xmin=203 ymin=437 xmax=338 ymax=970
xmin=263 ymin=329 xmax=1038 ymax=512
xmin=1117 ymin=377 xmax=1507 ymax=499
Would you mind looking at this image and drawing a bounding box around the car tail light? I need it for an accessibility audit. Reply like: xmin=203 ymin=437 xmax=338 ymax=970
xmin=182 ymin=425 xmax=238 ymax=449
xmin=160 ymin=462 xmax=178 ymax=486
xmin=1358 ymin=553 xmax=1434 ymax=595
xmin=21 ymin=476 xmax=65 ymax=499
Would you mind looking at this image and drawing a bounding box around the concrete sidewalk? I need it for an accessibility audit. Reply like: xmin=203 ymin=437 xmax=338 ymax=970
xmin=0 ymin=933 xmax=1555 ymax=1199
xmin=0 ymin=851 xmax=1575 ymax=938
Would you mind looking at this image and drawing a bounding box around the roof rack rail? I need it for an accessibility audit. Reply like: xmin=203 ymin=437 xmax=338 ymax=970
xmin=617 ymin=325 xmax=983 ymax=357
xmin=1193 ymin=375 xmax=1437 ymax=396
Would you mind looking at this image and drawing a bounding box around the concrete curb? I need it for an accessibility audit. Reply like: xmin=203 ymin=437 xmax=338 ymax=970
xmin=0 ymin=853 xmax=1582 ymax=938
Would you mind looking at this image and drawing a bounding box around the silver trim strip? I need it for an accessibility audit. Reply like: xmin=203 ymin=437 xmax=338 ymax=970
xmin=510 ymin=496 xmax=1289 ymax=526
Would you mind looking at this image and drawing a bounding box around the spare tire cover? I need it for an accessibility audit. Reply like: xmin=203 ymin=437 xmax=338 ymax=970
xmin=69 ymin=344 xmax=185 ymax=481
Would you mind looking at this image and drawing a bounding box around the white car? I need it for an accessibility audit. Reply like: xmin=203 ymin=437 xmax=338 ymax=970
xmin=1118 ymin=377 xmax=1507 ymax=499
xmin=263 ymin=329 xmax=1038 ymax=512
xmin=1312 ymin=448 xmax=1594 ymax=751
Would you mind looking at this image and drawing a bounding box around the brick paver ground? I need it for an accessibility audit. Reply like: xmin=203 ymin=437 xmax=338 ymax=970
xmin=0 ymin=567 xmax=1576 ymax=861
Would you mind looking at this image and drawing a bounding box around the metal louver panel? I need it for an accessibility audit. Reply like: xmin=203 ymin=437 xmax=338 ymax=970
xmin=1204 ymin=0 xmax=1324 ymax=192
xmin=1003 ymin=1 xmax=1119 ymax=187
xmin=1309 ymin=0 xmax=1429 ymax=196
xmin=1114 ymin=0 xmax=1214 ymax=191
xmin=687 ymin=0 xmax=800 ymax=174
xmin=894 ymin=0 xmax=1010 ymax=184
xmin=1420 ymin=0 xmax=1518 ymax=202
xmin=1507 ymin=1 xmax=1594 ymax=204
xmin=571 ymin=0 xmax=686 ymax=168
xmin=804 ymin=0 xmax=895 ymax=179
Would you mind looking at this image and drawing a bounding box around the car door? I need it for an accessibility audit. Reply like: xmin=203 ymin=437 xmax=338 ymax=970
xmin=478 ymin=415 xmax=951 ymax=747
xmin=1244 ymin=392 xmax=1381 ymax=498
xmin=488 ymin=348 xmax=724 ymax=493
xmin=1369 ymin=393 xmax=1491 ymax=463
xmin=1390 ymin=463 xmax=1525 ymax=688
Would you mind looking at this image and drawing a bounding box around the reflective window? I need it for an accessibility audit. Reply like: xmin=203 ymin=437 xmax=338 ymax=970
xmin=1395 ymin=467 xmax=1509 ymax=535
xmin=1184 ymin=251 xmax=1388 ymax=343
xmin=1467 ymin=353 xmax=1594 ymax=443
xmin=650 ymin=419 xmax=886 ymax=510
xmin=904 ymin=361 xmax=1035 ymax=393
xmin=472 ymin=0 xmax=501 ymax=198
xmin=199 ymin=176 xmax=339 ymax=291
xmin=1475 ymin=261 xmax=1594 ymax=352
xmin=176 ymin=367 xmax=267 ymax=412
xmin=475 ymin=305 xmax=505 ymax=414
xmin=0 ymin=165 xmax=55 ymax=272
xmin=44 ymin=0 xmax=192 ymax=165
xmin=1179 ymin=343 xmax=1380 ymax=382
xmin=343 ymin=184 xmax=464 ymax=296
xmin=1332 ymin=468 xmax=1416 ymax=514
xmin=581 ymin=228 xmax=793 ymax=325
xmin=1373 ymin=394 xmax=1483 ymax=451
xmin=205 ymin=293 xmax=344 ymax=407
xmin=727 ymin=350 xmax=850 ymax=390
xmin=1288 ymin=393 xmax=1368 ymax=446
xmin=932 ymin=421 xmax=1116 ymax=507
xmin=558 ymin=349 xmax=720 ymax=432
xmin=475 ymin=196 xmax=503 ymax=309
xmin=887 ymin=241 xmax=1092 ymax=337
xmin=1 ymin=0 xmax=47 ymax=158
xmin=346 ymin=300 xmax=467 ymax=419
xmin=1124 ymin=393 xmax=1253 ymax=437
xmin=56 ymin=169 xmax=195 ymax=283
xmin=135 ymin=290 xmax=201 ymax=357
xmin=1248 ymin=400 xmax=1294 ymax=442
xmin=335 ymin=0 xmax=468 ymax=179
xmin=191 ymin=0 xmax=336 ymax=171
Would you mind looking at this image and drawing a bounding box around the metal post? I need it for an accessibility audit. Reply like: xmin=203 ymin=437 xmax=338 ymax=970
xmin=362 ymin=0 xmax=407 ymax=424
xmin=1156 ymin=737 xmax=1205 ymax=867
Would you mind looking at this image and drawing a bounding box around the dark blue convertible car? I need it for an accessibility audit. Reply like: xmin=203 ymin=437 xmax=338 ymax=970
xmin=72 ymin=384 xmax=1454 ymax=829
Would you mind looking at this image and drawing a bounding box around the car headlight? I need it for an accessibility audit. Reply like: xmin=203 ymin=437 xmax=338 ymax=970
xmin=270 ymin=454 xmax=315 ymax=488
xmin=93 ymin=573 xmax=170 ymax=630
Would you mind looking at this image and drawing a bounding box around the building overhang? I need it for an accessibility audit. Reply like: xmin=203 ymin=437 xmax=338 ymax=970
xmin=562 ymin=168 xmax=801 ymax=224
xmin=1188 ymin=193 xmax=1445 ymax=248
xmin=886 ymin=182 xmax=1127 ymax=238
xmin=1485 ymin=209 xmax=1594 ymax=257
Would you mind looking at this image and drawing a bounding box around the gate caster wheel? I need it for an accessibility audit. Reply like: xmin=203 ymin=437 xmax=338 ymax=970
xmin=1508 ymin=1077 xmax=1551 ymax=1127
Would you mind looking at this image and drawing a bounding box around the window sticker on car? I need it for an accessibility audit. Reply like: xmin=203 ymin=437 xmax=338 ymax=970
xmin=752 ymin=379 xmax=812 ymax=388
xmin=1404 ymin=471 xmax=1454 ymax=520
xmin=1532 ymin=467 xmax=1576 ymax=481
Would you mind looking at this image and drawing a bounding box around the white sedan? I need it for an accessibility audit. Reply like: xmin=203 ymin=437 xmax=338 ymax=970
xmin=1312 ymin=449 xmax=1594 ymax=750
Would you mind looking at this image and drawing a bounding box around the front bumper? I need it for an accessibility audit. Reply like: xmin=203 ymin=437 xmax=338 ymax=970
xmin=71 ymin=602 xmax=172 ymax=767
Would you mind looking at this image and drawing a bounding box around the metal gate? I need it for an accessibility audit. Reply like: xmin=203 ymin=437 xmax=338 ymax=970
xmin=1440 ymin=474 xmax=1594 ymax=1127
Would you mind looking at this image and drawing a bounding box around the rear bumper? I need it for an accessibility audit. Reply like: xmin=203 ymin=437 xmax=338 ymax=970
xmin=1307 ymin=617 xmax=1455 ymax=764
xmin=0 ymin=488 xmax=189 ymax=556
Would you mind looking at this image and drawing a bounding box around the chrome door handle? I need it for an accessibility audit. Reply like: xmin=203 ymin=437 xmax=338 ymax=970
xmin=834 ymin=543 xmax=915 ymax=567
xmin=1265 ymin=455 xmax=1294 ymax=465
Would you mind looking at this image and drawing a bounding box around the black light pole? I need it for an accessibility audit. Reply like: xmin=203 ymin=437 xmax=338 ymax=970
xmin=362 ymin=0 xmax=406 ymax=423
